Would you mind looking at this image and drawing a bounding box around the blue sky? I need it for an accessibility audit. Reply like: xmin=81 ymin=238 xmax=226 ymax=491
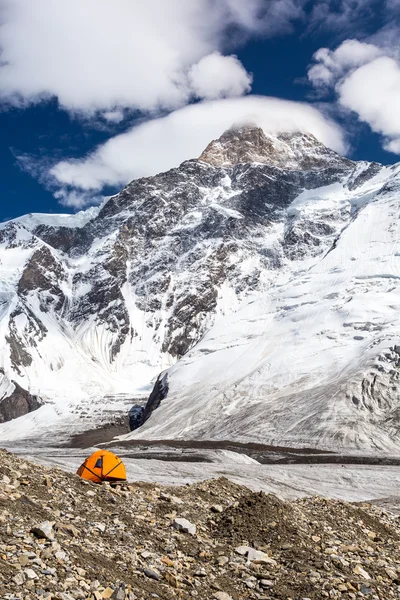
xmin=1 ymin=0 xmax=400 ymax=222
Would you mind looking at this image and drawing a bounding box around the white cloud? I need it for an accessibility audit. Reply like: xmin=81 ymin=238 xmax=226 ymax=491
xmin=49 ymin=95 xmax=345 ymax=203
xmin=308 ymin=40 xmax=383 ymax=89
xmin=339 ymin=57 xmax=400 ymax=146
xmin=188 ymin=52 xmax=252 ymax=100
xmin=308 ymin=0 xmax=381 ymax=34
xmin=308 ymin=39 xmax=400 ymax=153
xmin=102 ymin=110 xmax=125 ymax=124
xmin=0 ymin=0 xmax=303 ymax=115
xmin=53 ymin=189 xmax=105 ymax=209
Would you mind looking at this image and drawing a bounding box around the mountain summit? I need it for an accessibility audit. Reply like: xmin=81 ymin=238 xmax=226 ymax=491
xmin=0 ymin=125 xmax=399 ymax=452
xmin=199 ymin=125 xmax=350 ymax=171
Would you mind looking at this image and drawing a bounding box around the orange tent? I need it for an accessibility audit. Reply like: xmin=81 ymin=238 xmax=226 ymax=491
xmin=76 ymin=450 xmax=127 ymax=484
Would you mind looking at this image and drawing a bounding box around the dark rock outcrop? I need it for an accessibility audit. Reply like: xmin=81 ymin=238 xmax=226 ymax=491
xmin=0 ymin=370 xmax=41 ymax=423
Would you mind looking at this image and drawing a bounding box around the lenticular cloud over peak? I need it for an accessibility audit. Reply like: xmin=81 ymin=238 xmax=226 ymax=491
xmin=50 ymin=96 xmax=345 ymax=204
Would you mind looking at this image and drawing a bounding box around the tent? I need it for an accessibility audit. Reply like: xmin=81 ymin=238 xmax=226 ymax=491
xmin=76 ymin=449 xmax=127 ymax=484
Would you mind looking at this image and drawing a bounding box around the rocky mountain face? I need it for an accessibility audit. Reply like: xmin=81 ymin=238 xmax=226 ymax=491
xmin=129 ymin=150 xmax=400 ymax=452
xmin=1 ymin=125 xmax=399 ymax=449
xmin=2 ymin=449 xmax=400 ymax=600
xmin=0 ymin=370 xmax=40 ymax=424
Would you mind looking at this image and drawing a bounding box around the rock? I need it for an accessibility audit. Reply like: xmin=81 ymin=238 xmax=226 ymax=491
xmin=171 ymin=495 xmax=184 ymax=505
xmin=31 ymin=520 xmax=55 ymax=540
xmin=172 ymin=517 xmax=196 ymax=535
xmin=143 ymin=568 xmax=161 ymax=581
xmin=353 ymin=565 xmax=371 ymax=579
xmin=385 ymin=567 xmax=398 ymax=580
xmin=19 ymin=554 xmax=31 ymax=566
xmin=213 ymin=593 xmax=233 ymax=600
xmin=247 ymin=548 xmax=277 ymax=566
xmin=235 ymin=546 xmax=250 ymax=556
xmin=211 ymin=505 xmax=223 ymax=513
xmin=101 ymin=589 xmax=114 ymax=599
xmin=111 ymin=585 xmax=126 ymax=600
xmin=24 ymin=568 xmax=38 ymax=580
xmin=360 ymin=583 xmax=373 ymax=595
xmin=244 ymin=577 xmax=256 ymax=589
xmin=13 ymin=572 xmax=25 ymax=585
xmin=55 ymin=522 xmax=80 ymax=537
xmin=260 ymin=579 xmax=274 ymax=587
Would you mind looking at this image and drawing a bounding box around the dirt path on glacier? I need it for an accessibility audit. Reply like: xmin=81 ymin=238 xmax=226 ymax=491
xmin=67 ymin=426 xmax=400 ymax=466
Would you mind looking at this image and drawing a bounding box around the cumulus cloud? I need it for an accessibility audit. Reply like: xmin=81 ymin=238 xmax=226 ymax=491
xmin=49 ymin=95 xmax=345 ymax=205
xmin=188 ymin=52 xmax=252 ymax=100
xmin=339 ymin=57 xmax=400 ymax=150
xmin=308 ymin=40 xmax=383 ymax=90
xmin=0 ymin=0 xmax=304 ymax=115
xmin=308 ymin=39 xmax=400 ymax=153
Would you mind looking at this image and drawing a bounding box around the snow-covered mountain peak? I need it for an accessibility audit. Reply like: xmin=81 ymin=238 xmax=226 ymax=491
xmin=198 ymin=125 xmax=351 ymax=171
xmin=1 ymin=125 xmax=400 ymax=449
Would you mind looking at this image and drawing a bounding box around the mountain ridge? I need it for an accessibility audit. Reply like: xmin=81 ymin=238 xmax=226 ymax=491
xmin=0 ymin=126 xmax=399 ymax=450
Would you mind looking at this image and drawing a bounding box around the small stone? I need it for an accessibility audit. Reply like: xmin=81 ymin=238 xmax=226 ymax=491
xmin=211 ymin=505 xmax=223 ymax=513
xmin=360 ymin=584 xmax=373 ymax=596
xmin=101 ymin=589 xmax=114 ymax=599
xmin=260 ymin=579 xmax=274 ymax=587
xmin=13 ymin=572 xmax=25 ymax=585
xmin=31 ymin=521 xmax=55 ymax=541
xmin=143 ymin=568 xmax=161 ymax=581
xmin=24 ymin=568 xmax=38 ymax=580
xmin=245 ymin=577 xmax=256 ymax=589
xmin=213 ymin=593 xmax=233 ymax=600
xmin=247 ymin=548 xmax=277 ymax=566
xmin=111 ymin=586 xmax=126 ymax=600
xmin=385 ymin=568 xmax=398 ymax=580
xmin=171 ymin=495 xmax=184 ymax=505
xmin=342 ymin=545 xmax=358 ymax=553
xmin=312 ymin=535 xmax=321 ymax=543
xmin=354 ymin=565 xmax=371 ymax=580
xmin=172 ymin=517 xmax=196 ymax=535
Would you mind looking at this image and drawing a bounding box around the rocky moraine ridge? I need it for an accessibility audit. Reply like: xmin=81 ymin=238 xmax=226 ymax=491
xmin=1 ymin=449 xmax=400 ymax=600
